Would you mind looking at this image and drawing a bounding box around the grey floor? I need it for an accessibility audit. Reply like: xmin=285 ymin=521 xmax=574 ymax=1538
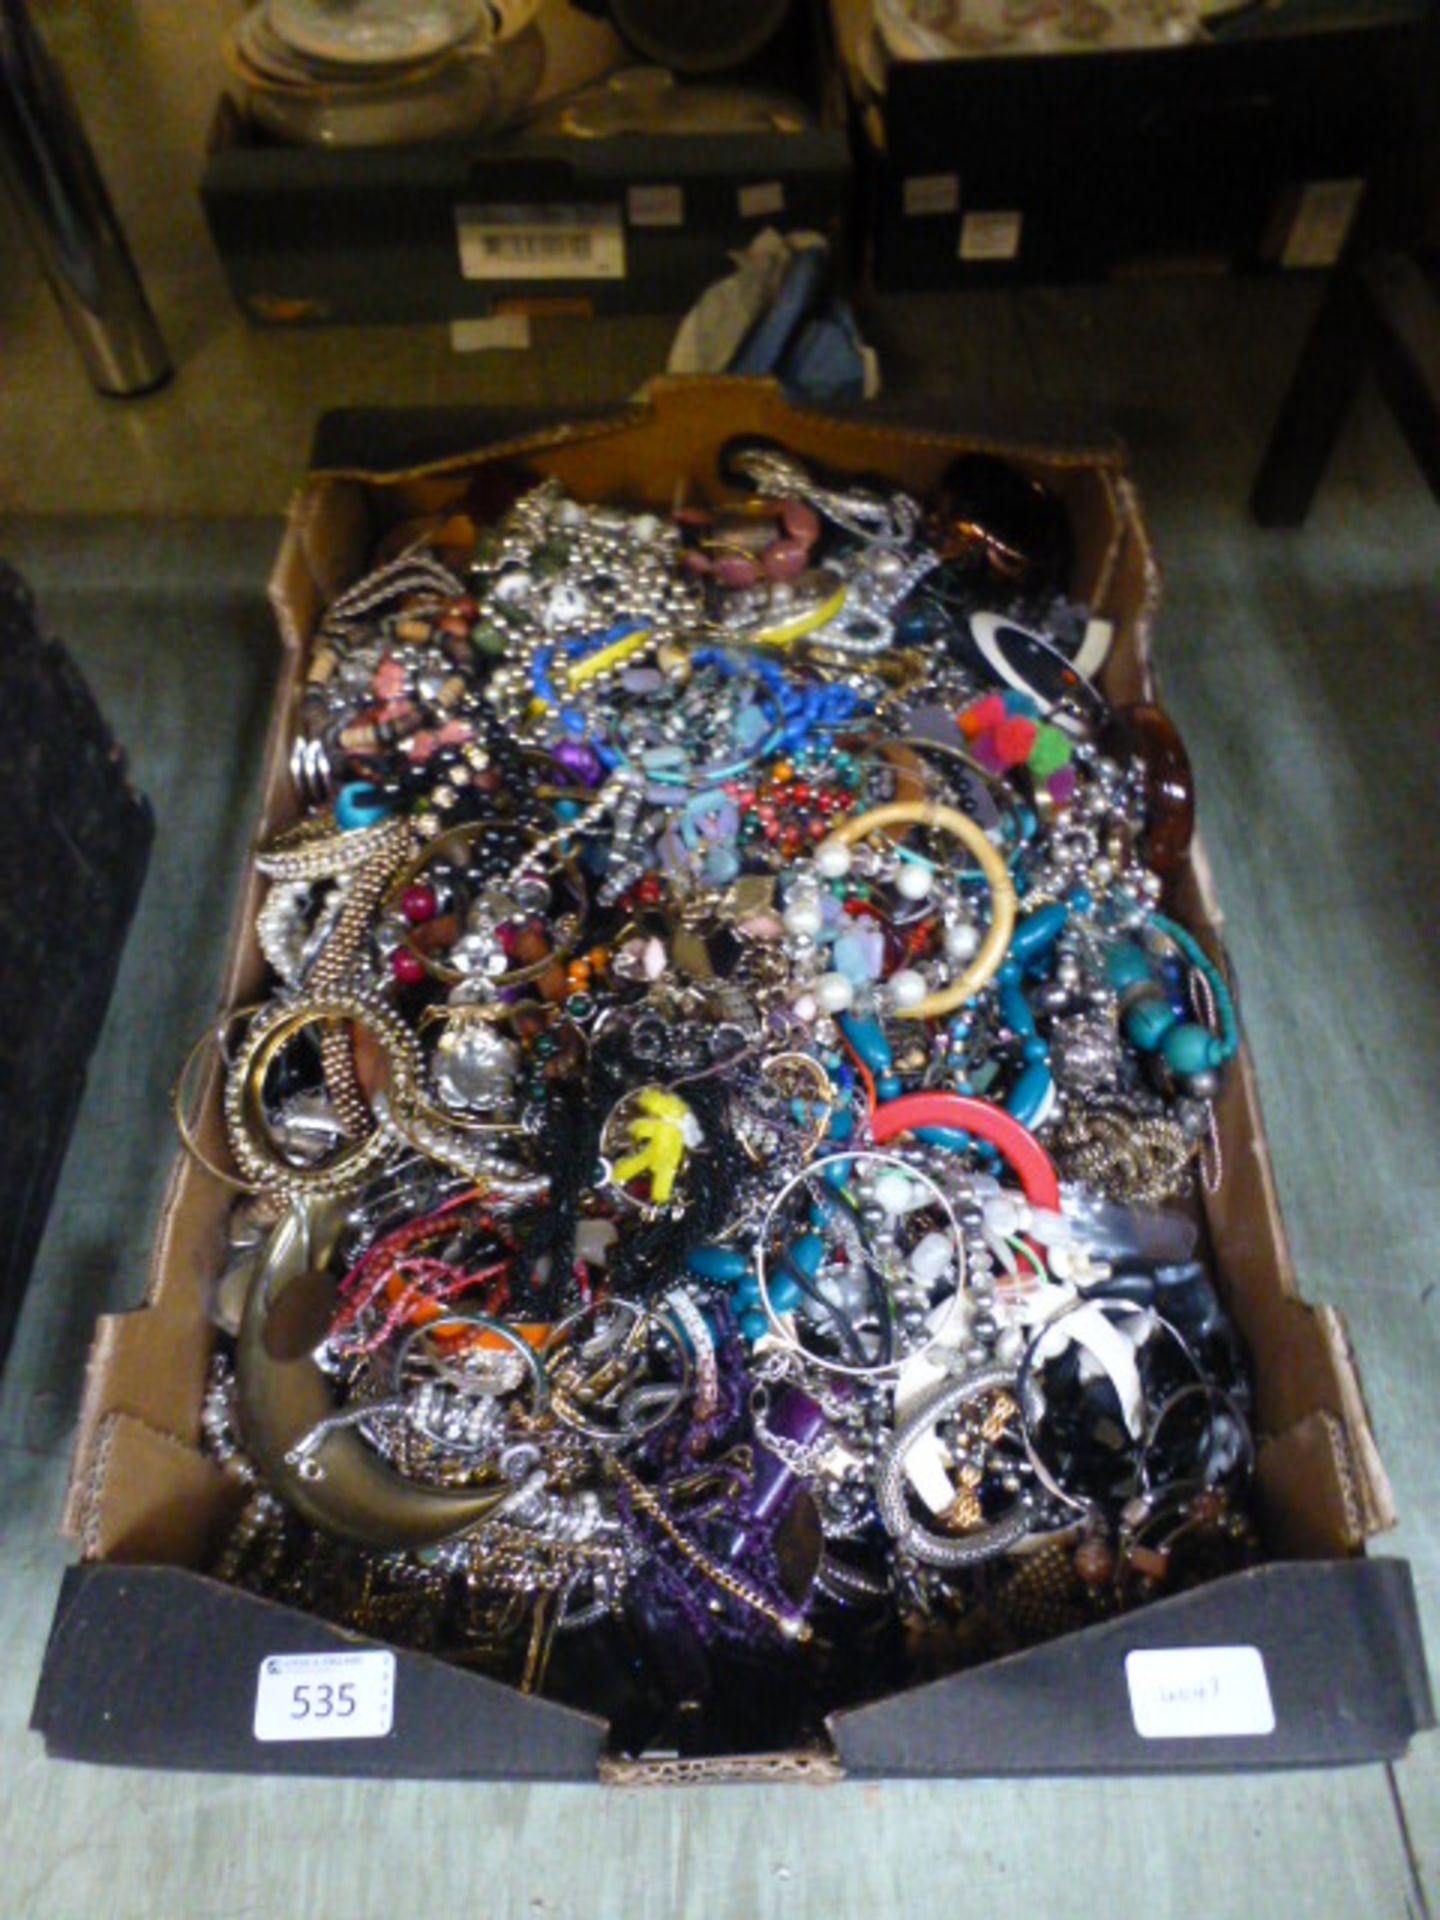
xmin=1 ymin=273 xmax=1439 ymax=1919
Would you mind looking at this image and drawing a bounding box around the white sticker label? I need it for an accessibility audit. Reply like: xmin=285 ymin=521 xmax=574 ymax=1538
xmin=253 ymin=1650 xmax=396 ymax=1742
xmin=739 ymin=180 xmax=786 ymax=219
xmin=960 ymin=211 xmax=1024 ymax=262
xmin=456 ymin=205 xmax=626 ymax=281
xmin=1126 ymin=1646 xmax=1276 ymax=1740
xmin=904 ymin=173 xmax=960 ymax=217
xmin=628 ymin=184 xmax=685 ymax=228
xmin=450 ymin=314 xmax=533 ymax=353
xmin=1280 ymin=179 xmax=1364 ymax=270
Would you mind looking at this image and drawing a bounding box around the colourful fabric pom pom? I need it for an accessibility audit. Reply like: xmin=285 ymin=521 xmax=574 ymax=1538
xmin=959 ymin=693 xmax=1006 ymax=738
xmin=973 ymin=730 xmax=1007 ymax=774
xmin=995 ymin=715 xmax=1038 ymax=769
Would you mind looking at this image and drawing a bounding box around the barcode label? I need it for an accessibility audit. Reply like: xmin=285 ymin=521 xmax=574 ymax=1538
xmin=456 ymin=205 xmax=626 ymax=281
xmin=960 ymin=211 xmax=1023 ymax=262
xmin=904 ymin=173 xmax=960 ymax=217
xmin=1281 ymin=179 xmax=1364 ymax=270
xmin=739 ymin=181 xmax=786 ymax=219
xmin=450 ymin=315 xmax=533 ymax=352
xmin=628 ymin=184 xmax=685 ymax=228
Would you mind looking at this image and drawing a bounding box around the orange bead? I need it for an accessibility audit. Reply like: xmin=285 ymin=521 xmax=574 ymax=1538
xmin=538 ymin=962 xmax=570 ymax=1003
xmin=383 ymin=1275 xmax=443 ymax=1326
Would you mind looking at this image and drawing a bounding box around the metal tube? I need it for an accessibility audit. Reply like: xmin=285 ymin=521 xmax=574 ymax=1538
xmin=0 ymin=0 xmax=171 ymax=397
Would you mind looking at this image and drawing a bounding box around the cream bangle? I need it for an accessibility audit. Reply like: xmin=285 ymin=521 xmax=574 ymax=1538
xmin=828 ymin=800 xmax=1016 ymax=1018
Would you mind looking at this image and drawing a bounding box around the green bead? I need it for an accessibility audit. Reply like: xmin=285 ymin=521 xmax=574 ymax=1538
xmin=1161 ymin=1021 xmax=1222 ymax=1075
xmin=1106 ymin=942 xmax=1153 ymax=993
xmin=1124 ymin=994 xmax=1176 ymax=1052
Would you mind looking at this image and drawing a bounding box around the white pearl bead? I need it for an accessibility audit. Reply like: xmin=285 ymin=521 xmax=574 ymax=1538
xmin=908 ymin=1230 xmax=954 ymax=1284
xmin=872 ymin=1170 xmax=915 ymax=1215
xmin=815 ymin=838 xmax=851 ymax=879
xmin=782 ymin=900 xmax=824 ymax=938
xmin=815 ymin=972 xmax=855 ymax=1013
xmin=995 ymin=1326 xmax=1025 ymax=1367
xmin=945 ymin=921 xmax=981 ymax=961
xmin=983 ymin=1195 xmax=1020 ymax=1238
xmin=1027 ymin=1207 xmax=1071 ymax=1247
xmin=888 ymin=967 xmax=927 ymax=1010
xmin=895 ymin=861 xmax=933 ymax=901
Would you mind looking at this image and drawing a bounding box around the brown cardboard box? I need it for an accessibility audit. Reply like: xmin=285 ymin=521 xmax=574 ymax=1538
xmin=32 ymin=380 xmax=1433 ymax=1779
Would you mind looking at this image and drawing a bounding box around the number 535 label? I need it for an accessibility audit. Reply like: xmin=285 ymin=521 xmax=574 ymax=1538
xmin=253 ymin=1650 xmax=395 ymax=1742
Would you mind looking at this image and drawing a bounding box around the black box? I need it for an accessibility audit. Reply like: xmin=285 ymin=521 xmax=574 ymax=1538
xmin=200 ymin=15 xmax=851 ymax=326
xmin=835 ymin=0 xmax=1430 ymax=289
xmin=0 ymin=566 xmax=151 ymax=1379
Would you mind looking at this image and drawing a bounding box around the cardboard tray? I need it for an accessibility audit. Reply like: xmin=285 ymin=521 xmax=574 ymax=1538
xmin=33 ymin=379 xmax=1434 ymax=1778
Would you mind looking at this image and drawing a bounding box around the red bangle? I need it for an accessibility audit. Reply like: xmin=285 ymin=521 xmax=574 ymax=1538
xmin=870 ymin=1093 xmax=1061 ymax=1210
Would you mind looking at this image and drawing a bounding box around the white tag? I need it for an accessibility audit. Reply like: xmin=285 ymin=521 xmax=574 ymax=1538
xmin=1281 ymin=179 xmax=1364 ymax=270
xmin=1126 ymin=1646 xmax=1276 ymax=1740
xmin=456 ymin=205 xmax=626 ymax=281
xmin=449 ymin=314 xmax=533 ymax=353
xmin=904 ymin=1431 xmax=965 ymax=1515
xmin=960 ymin=211 xmax=1023 ymax=262
xmin=739 ymin=180 xmax=786 ymax=219
xmin=628 ymin=184 xmax=685 ymax=228
xmin=904 ymin=173 xmax=960 ymax=217
xmin=253 ymin=1650 xmax=396 ymax=1742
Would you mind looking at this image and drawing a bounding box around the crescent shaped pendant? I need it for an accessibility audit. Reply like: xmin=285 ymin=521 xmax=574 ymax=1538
xmin=235 ymin=1196 xmax=511 ymax=1550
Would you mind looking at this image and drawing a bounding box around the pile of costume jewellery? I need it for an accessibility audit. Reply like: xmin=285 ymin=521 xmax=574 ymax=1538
xmin=194 ymin=442 xmax=1257 ymax=1750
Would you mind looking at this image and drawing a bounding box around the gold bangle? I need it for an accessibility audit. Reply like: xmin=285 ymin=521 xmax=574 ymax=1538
xmin=224 ymin=993 xmax=422 ymax=1196
xmin=829 ymin=800 xmax=1017 ymax=1018
xmin=256 ymin=814 xmax=410 ymax=882
xmin=172 ymin=1003 xmax=267 ymax=1192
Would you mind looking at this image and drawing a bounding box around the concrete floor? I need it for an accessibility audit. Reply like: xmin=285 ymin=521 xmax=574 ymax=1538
xmin=1 ymin=239 xmax=1439 ymax=1917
